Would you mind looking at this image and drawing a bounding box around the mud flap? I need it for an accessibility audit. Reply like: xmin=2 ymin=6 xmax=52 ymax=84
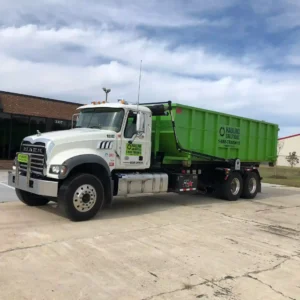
xmin=258 ymin=177 xmax=262 ymax=193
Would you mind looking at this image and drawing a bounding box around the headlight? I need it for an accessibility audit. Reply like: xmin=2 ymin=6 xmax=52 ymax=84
xmin=50 ymin=165 xmax=68 ymax=175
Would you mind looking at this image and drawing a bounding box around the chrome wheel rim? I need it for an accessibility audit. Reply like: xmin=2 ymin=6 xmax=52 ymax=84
xmin=231 ymin=178 xmax=241 ymax=196
xmin=73 ymin=185 xmax=97 ymax=212
xmin=248 ymin=177 xmax=257 ymax=194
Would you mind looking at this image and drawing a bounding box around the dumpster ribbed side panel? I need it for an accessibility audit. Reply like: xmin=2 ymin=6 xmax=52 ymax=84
xmin=151 ymin=103 xmax=278 ymax=164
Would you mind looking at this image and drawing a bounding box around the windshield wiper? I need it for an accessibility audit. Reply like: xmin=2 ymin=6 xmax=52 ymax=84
xmin=89 ymin=125 xmax=102 ymax=129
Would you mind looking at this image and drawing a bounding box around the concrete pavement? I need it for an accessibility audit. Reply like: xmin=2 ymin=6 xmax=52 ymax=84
xmin=0 ymin=178 xmax=300 ymax=300
xmin=0 ymin=170 xmax=17 ymax=203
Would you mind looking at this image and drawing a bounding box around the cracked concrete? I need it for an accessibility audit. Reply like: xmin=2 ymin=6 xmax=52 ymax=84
xmin=0 ymin=183 xmax=300 ymax=300
xmin=247 ymin=275 xmax=296 ymax=300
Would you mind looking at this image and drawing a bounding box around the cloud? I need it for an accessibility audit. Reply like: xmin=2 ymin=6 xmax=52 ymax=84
xmin=286 ymin=55 xmax=300 ymax=66
xmin=267 ymin=12 xmax=300 ymax=32
xmin=249 ymin=0 xmax=300 ymax=32
xmin=0 ymin=25 xmax=259 ymax=78
xmin=0 ymin=0 xmax=236 ymax=28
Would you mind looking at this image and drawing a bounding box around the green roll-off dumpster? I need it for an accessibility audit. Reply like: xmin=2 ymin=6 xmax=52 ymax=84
xmin=152 ymin=103 xmax=278 ymax=165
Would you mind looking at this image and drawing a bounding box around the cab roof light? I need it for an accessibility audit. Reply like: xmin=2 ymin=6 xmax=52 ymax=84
xmin=118 ymin=99 xmax=128 ymax=105
xmin=91 ymin=101 xmax=106 ymax=105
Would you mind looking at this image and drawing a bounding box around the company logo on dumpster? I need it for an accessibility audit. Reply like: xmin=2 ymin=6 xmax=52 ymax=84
xmin=218 ymin=125 xmax=240 ymax=148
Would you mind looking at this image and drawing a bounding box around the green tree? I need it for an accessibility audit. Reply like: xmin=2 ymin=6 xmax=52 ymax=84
xmin=286 ymin=151 xmax=299 ymax=168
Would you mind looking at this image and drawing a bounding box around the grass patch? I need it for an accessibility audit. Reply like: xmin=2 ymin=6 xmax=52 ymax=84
xmin=269 ymin=175 xmax=287 ymax=179
xmin=259 ymin=165 xmax=300 ymax=187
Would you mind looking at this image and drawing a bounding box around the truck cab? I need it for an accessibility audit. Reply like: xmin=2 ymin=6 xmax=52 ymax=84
xmin=8 ymin=101 xmax=164 ymax=221
xmin=69 ymin=101 xmax=152 ymax=171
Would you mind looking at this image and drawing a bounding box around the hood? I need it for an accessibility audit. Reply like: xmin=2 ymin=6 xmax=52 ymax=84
xmin=23 ymin=128 xmax=116 ymax=145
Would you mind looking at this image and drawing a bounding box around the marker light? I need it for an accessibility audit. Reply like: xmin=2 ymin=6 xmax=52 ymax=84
xmin=118 ymin=99 xmax=127 ymax=104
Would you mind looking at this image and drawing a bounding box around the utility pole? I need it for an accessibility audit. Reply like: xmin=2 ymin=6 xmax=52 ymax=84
xmin=103 ymin=88 xmax=111 ymax=102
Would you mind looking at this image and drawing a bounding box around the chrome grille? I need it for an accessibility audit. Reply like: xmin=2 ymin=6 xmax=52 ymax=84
xmin=19 ymin=141 xmax=46 ymax=175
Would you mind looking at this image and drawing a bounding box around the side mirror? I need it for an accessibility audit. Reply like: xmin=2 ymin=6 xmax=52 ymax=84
xmin=72 ymin=113 xmax=80 ymax=128
xmin=128 ymin=112 xmax=145 ymax=145
xmin=136 ymin=112 xmax=145 ymax=133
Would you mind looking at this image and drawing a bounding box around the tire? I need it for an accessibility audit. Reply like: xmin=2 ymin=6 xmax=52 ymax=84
xmin=241 ymin=172 xmax=259 ymax=199
xmin=58 ymin=173 xmax=105 ymax=222
xmin=219 ymin=172 xmax=243 ymax=201
xmin=16 ymin=189 xmax=50 ymax=206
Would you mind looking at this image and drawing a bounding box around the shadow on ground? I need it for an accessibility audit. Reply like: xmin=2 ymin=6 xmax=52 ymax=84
xmin=38 ymin=193 xmax=216 ymax=220
xmin=34 ymin=186 xmax=300 ymax=221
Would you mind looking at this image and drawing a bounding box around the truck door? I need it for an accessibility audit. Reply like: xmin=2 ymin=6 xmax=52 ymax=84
xmin=120 ymin=110 xmax=150 ymax=169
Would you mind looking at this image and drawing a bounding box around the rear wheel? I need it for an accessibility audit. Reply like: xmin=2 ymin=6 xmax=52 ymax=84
xmin=219 ymin=172 xmax=243 ymax=201
xmin=58 ymin=173 xmax=105 ymax=221
xmin=241 ymin=172 xmax=259 ymax=199
xmin=16 ymin=189 xmax=50 ymax=206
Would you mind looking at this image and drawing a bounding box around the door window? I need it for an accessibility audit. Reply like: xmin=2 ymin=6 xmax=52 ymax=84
xmin=124 ymin=111 xmax=137 ymax=139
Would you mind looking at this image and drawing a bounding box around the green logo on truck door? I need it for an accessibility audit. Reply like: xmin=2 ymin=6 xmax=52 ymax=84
xmin=218 ymin=125 xmax=240 ymax=148
xmin=126 ymin=143 xmax=142 ymax=156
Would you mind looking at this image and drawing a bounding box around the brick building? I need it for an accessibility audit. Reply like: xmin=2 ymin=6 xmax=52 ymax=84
xmin=0 ymin=90 xmax=83 ymax=169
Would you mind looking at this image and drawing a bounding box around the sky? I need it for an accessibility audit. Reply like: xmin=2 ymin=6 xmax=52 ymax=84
xmin=1 ymin=0 xmax=300 ymax=138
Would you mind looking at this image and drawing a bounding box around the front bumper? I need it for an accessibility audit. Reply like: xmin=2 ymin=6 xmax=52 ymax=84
xmin=8 ymin=171 xmax=58 ymax=197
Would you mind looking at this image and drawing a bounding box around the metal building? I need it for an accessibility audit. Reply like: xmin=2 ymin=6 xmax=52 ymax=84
xmin=277 ymin=134 xmax=300 ymax=167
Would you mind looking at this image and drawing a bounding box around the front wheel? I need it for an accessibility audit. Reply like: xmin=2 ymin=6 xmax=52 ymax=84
xmin=219 ymin=172 xmax=243 ymax=201
xmin=16 ymin=189 xmax=50 ymax=206
xmin=58 ymin=173 xmax=105 ymax=221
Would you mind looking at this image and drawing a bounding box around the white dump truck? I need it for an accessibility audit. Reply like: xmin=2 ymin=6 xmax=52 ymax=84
xmin=8 ymin=100 xmax=278 ymax=221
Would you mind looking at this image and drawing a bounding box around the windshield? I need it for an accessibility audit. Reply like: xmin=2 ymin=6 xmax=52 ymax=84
xmin=76 ymin=108 xmax=125 ymax=132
